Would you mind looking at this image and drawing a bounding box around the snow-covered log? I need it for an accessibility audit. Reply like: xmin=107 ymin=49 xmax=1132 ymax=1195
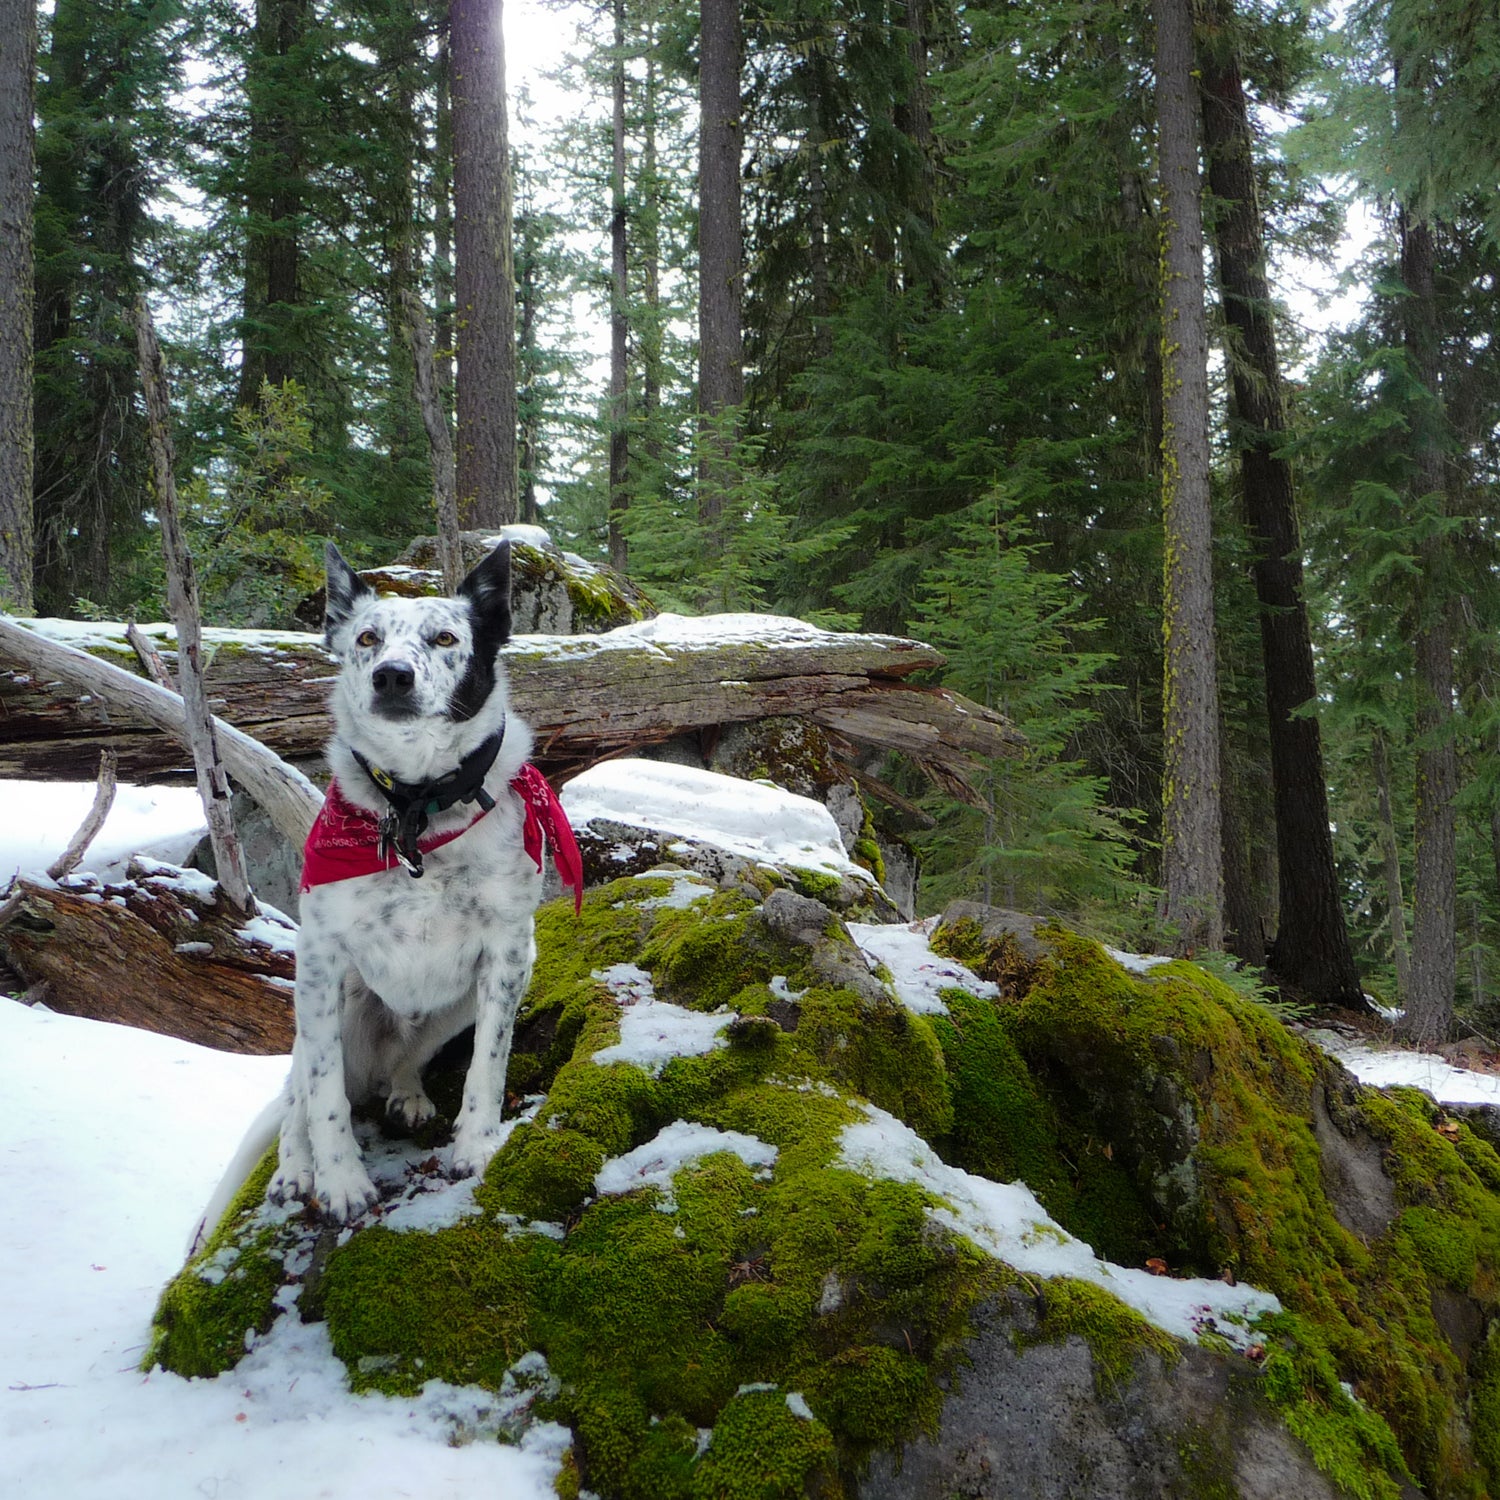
xmin=1 ymin=859 xmax=295 ymax=1053
xmin=0 ymin=612 xmax=1021 ymax=804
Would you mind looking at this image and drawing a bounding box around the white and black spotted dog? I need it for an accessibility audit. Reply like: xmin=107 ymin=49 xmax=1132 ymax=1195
xmin=192 ymin=540 xmax=576 ymax=1249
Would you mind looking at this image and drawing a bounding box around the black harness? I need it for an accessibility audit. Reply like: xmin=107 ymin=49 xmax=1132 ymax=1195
xmin=349 ymin=720 xmax=505 ymax=877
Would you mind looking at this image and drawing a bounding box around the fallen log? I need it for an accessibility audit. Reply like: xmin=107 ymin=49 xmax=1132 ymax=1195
xmin=0 ymin=613 xmax=1022 ymax=803
xmin=2 ymin=859 xmax=295 ymax=1054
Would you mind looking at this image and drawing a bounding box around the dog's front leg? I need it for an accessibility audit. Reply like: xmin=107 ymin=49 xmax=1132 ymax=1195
xmin=284 ymin=937 xmax=377 ymax=1222
xmin=451 ymin=932 xmax=535 ymax=1178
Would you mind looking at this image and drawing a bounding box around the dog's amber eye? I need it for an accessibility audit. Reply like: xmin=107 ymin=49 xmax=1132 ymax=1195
xmin=432 ymin=630 xmax=459 ymax=648
xmin=355 ymin=629 xmax=380 ymax=648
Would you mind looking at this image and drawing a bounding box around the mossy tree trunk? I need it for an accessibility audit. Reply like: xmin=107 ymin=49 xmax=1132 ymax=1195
xmin=1154 ymin=0 xmax=1223 ymax=954
xmin=697 ymin=0 xmax=744 ymax=521
xmin=1197 ymin=3 xmax=1361 ymax=1004
xmin=608 ymin=0 xmax=629 ymax=570
xmin=450 ymin=0 xmax=517 ymax=528
xmin=0 ymin=0 xmax=35 ymax=615
xmin=1399 ymin=207 xmax=1457 ymax=1045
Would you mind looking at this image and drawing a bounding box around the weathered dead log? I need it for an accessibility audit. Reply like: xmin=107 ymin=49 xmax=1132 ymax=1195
xmin=0 ymin=616 xmax=1022 ymax=804
xmin=2 ymin=860 xmax=295 ymax=1053
xmin=135 ymin=297 xmax=256 ymax=915
xmin=0 ymin=615 xmax=325 ymax=844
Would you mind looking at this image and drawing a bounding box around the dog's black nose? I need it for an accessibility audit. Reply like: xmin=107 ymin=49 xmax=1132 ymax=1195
xmin=371 ymin=660 xmax=416 ymax=697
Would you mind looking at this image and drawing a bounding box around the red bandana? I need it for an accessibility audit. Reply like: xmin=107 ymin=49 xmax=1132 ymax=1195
xmin=301 ymin=765 xmax=585 ymax=913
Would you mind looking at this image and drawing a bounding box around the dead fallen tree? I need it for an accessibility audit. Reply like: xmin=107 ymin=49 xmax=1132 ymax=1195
xmin=0 ymin=614 xmax=1021 ymax=804
xmin=3 ymin=860 xmax=295 ymax=1053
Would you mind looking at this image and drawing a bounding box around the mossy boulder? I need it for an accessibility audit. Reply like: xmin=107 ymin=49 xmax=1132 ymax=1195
xmin=149 ymin=888 xmax=1500 ymax=1499
xmin=295 ymin=528 xmax=653 ymax=635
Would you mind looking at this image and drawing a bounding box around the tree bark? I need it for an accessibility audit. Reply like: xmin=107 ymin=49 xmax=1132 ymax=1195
xmin=450 ymin=0 xmax=517 ymax=528
xmin=1197 ymin=9 xmax=1361 ymax=1004
xmin=0 ymin=614 xmax=1020 ymax=805
xmin=434 ymin=21 xmax=456 ymax=403
xmin=608 ymin=0 xmax=630 ymax=571
xmin=134 ymin=300 xmax=257 ymax=916
xmin=0 ymin=0 xmax=35 ymax=615
xmin=697 ymin=0 xmax=744 ymax=518
xmin=1154 ymin=0 xmax=1223 ymax=953
xmin=1 ymin=865 xmax=295 ymax=1054
xmin=401 ymin=290 xmax=463 ymax=595
xmin=1372 ymin=730 xmax=1412 ymax=1003
xmin=1398 ymin=207 xmax=1457 ymax=1044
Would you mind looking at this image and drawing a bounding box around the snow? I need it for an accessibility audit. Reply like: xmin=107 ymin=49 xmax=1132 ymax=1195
xmin=594 ymin=1120 xmax=778 ymax=1211
xmin=590 ymin=964 xmax=736 ymax=1075
xmin=1307 ymin=1029 xmax=1500 ymax=1110
xmin=1106 ymin=946 xmax=1173 ymax=975
xmin=847 ymin=916 xmax=998 ymax=1016
xmin=624 ymin=867 xmax=717 ymax=910
xmin=19 ymin=617 xmax=328 ymax=657
xmin=609 ymin=611 xmax=913 ymax=653
xmin=838 ymin=1104 xmax=1281 ymax=1349
xmin=0 ymin=1002 xmax=567 ymax=1500
xmin=0 ymin=780 xmax=207 ymax=884
xmin=562 ymin=758 xmax=873 ymax=885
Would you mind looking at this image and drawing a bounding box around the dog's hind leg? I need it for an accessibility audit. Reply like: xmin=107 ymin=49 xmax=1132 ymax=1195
xmin=451 ymin=927 xmax=536 ymax=1178
xmin=382 ymin=999 xmax=472 ymax=1129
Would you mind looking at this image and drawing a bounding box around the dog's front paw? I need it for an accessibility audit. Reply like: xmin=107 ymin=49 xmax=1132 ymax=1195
xmin=268 ymin=1156 xmax=314 ymax=1205
xmin=386 ymin=1087 xmax=438 ymax=1130
xmin=313 ymin=1162 xmax=379 ymax=1223
xmin=450 ymin=1127 xmax=504 ymax=1181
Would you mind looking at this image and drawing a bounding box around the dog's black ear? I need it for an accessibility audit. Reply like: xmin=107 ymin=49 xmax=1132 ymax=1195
xmin=458 ymin=540 xmax=512 ymax=646
xmin=325 ymin=543 xmax=373 ymax=637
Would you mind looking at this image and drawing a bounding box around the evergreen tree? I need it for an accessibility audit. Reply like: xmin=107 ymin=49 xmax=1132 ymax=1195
xmin=1196 ymin=0 xmax=1361 ymax=1002
xmin=913 ymin=493 xmax=1141 ymax=918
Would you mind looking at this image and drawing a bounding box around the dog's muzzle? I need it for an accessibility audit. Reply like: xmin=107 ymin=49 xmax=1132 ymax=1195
xmin=371 ymin=659 xmax=419 ymax=718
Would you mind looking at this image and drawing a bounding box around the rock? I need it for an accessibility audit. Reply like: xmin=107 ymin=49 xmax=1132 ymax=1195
xmin=861 ymin=1294 xmax=1343 ymax=1500
xmin=295 ymin=528 xmax=654 ymax=635
xmin=147 ymin=896 xmax=1500 ymax=1500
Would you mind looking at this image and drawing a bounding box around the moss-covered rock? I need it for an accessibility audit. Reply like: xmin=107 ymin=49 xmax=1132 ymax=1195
xmin=149 ymin=889 xmax=1500 ymax=1499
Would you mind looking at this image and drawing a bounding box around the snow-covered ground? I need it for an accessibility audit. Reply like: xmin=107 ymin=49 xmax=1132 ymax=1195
xmin=0 ymin=1002 xmax=568 ymax=1500
xmin=0 ymin=780 xmax=206 ymax=884
xmin=1307 ymin=1028 xmax=1500 ymax=1110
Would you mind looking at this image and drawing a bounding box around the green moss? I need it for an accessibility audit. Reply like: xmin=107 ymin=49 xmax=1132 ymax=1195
xmin=930 ymin=988 xmax=1161 ymax=1266
xmin=1027 ymin=1277 xmax=1179 ymax=1393
xmin=1258 ymin=1315 xmax=1411 ymax=1500
xmin=144 ymin=1148 xmax=290 ymax=1377
xmin=789 ymin=868 xmax=843 ymax=904
xmin=690 ymin=1389 xmax=840 ymax=1500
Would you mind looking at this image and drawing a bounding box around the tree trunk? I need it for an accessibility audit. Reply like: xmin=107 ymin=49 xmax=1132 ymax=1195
xmin=134 ymin=301 xmax=257 ymax=917
xmin=450 ymin=0 xmax=517 ymax=528
xmin=434 ymin=21 xmax=456 ymax=403
xmin=239 ymin=0 xmax=309 ymax=405
xmin=1398 ymin=208 xmax=1457 ymax=1044
xmin=0 ymin=0 xmax=35 ymax=614
xmin=641 ymin=9 xmax=663 ymax=459
xmin=608 ymin=0 xmax=630 ymax=570
xmin=1372 ymin=731 xmax=1412 ymax=1003
xmin=1197 ymin=9 xmax=1361 ymax=1004
xmin=1154 ymin=0 xmax=1223 ymax=954
xmin=697 ymin=0 xmax=744 ymax=519
xmin=401 ymin=290 xmax=463 ymax=595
